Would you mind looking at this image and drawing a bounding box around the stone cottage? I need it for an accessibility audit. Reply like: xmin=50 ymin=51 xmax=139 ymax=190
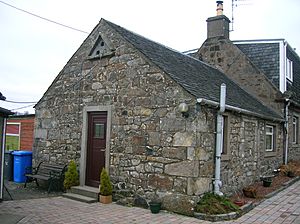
xmin=33 ymin=8 xmax=292 ymax=212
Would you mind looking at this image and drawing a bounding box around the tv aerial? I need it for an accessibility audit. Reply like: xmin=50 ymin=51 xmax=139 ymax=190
xmin=231 ymin=0 xmax=252 ymax=31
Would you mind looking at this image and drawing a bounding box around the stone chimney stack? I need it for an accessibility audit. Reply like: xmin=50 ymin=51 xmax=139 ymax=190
xmin=207 ymin=1 xmax=230 ymax=39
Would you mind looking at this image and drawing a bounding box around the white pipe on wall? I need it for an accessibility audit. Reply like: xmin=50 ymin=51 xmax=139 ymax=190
xmin=0 ymin=117 xmax=7 ymax=201
xmin=214 ymin=84 xmax=226 ymax=196
xmin=284 ymin=99 xmax=290 ymax=165
xmin=219 ymin=84 xmax=226 ymax=113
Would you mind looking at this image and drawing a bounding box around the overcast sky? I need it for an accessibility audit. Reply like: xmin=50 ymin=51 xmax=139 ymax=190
xmin=0 ymin=0 xmax=299 ymax=114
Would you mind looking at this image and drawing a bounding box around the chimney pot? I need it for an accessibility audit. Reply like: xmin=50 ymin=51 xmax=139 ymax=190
xmin=216 ymin=1 xmax=224 ymax=16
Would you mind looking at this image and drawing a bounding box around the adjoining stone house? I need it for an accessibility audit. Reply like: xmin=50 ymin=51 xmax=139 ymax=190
xmin=34 ymin=14 xmax=288 ymax=210
xmin=195 ymin=11 xmax=300 ymax=164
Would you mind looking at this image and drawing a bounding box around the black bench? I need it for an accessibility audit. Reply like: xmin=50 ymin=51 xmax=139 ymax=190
xmin=24 ymin=162 xmax=67 ymax=193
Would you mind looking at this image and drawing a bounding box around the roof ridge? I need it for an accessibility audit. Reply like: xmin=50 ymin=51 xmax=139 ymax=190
xmin=103 ymin=19 xmax=202 ymax=61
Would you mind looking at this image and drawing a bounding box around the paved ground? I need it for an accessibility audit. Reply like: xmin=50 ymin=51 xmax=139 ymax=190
xmin=2 ymin=180 xmax=63 ymax=201
xmin=0 ymin=180 xmax=300 ymax=224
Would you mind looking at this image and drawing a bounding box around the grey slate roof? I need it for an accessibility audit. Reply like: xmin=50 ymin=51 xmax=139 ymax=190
xmin=104 ymin=20 xmax=282 ymax=121
xmin=235 ymin=43 xmax=280 ymax=88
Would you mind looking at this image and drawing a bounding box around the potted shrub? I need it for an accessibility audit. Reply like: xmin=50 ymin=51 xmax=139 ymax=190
xmin=242 ymin=186 xmax=257 ymax=198
xmin=63 ymin=160 xmax=79 ymax=190
xmin=99 ymin=168 xmax=113 ymax=204
xmin=280 ymin=163 xmax=296 ymax=178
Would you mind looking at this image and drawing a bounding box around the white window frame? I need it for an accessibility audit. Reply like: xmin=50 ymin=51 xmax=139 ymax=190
xmin=286 ymin=58 xmax=293 ymax=81
xmin=6 ymin=122 xmax=21 ymax=150
xmin=6 ymin=122 xmax=21 ymax=137
xmin=292 ymin=116 xmax=299 ymax=144
xmin=266 ymin=125 xmax=275 ymax=152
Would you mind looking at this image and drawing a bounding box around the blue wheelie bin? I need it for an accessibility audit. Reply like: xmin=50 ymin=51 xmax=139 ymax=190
xmin=12 ymin=151 xmax=32 ymax=183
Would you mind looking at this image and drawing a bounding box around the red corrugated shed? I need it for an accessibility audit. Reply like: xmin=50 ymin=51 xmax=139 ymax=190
xmin=8 ymin=114 xmax=35 ymax=151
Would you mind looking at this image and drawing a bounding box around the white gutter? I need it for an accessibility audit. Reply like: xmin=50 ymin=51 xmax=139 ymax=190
xmin=196 ymin=99 xmax=284 ymax=122
xmin=284 ymin=99 xmax=290 ymax=165
xmin=214 ymin=84 xmax=226 ymax=196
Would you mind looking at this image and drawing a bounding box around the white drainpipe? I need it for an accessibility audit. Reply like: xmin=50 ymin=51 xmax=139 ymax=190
xmin=0 ymin=117 xmax=7 ymax=201
xmin=214 ymin=84 xmax=226 ymax=196
xmin=284 ymin=99 xmax=290 ymax=165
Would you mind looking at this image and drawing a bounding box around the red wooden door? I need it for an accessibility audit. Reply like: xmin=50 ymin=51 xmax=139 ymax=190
xmin=85 ymin=112 xmax=107 ymax=187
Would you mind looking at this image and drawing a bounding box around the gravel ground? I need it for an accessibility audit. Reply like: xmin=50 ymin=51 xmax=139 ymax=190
xmin=2 ymin=180 xmax=63 ymax=201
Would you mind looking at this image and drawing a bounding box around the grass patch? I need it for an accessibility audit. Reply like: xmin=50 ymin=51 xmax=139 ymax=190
xmin=195 ymin=192 xmax=240 ymax=215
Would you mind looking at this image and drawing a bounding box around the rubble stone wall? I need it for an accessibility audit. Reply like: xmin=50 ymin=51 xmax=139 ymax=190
xmin=221 ymin=115 xmax=283 ymax=194
xmin=288 ymin=109 xmax=300 ymax=161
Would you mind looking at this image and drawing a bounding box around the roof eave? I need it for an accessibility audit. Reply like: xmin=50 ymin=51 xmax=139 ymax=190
xmin=0 ymin=107 xmax=14 ymax=117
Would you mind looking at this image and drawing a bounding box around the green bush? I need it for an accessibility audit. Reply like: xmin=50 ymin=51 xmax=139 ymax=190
xmin=100 ymin=168 xmax=113 ymax=196
xmin=63 ymin=160 xmax=79 ymax=190
xmin=195 ymin=192 xmax=240 ymax=215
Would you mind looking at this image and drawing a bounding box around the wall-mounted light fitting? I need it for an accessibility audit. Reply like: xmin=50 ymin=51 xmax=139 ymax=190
xmin=178 ymin=102 xmax=189 ymax=118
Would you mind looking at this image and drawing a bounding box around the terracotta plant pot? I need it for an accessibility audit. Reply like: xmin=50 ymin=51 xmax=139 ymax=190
xmin=99 ymin=195 xmax=112 ymax=204
xmin=149 ymin=202 xmax=161 ymax=214
xmin=234 ymin=200 xmax=244 ymax=207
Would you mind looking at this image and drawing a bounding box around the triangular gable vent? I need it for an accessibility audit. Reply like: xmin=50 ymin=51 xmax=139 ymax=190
xmin=88 ymin=33 xmax=115 ymax=59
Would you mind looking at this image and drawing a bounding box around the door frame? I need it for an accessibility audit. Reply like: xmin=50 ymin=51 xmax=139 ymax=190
xmin=80 ymin=105 xmax=112 ymax=187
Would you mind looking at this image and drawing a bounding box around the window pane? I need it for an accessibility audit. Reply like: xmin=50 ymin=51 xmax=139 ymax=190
xmin=266 ymin=126 xmax=273 ymax=133
xmin=0 ymin=117 xmax=3 ymax=150
xmin=94 ymin=124 xmax=105 ymax=138
xmin=5 ymin=135 xmax=20 ymax=150
xmin=293 ymin=118 xmax=296 ymax=143
xmin=222 ymin=116 xmax=228 ymax=155
xmin=5 ymin=123 xmax=21 ymax=150
xmin=6 ymin=123 xmax=20 ymax=135
xmin=266 ymin=135 xmax=271 ymax=150
xmin=286 ymin=59 xmax=293 ymax=80
xmin=266 ymin=125 xmax=275 ymax=151
xmin=293 ymin=117 xmax=298 ymax=143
